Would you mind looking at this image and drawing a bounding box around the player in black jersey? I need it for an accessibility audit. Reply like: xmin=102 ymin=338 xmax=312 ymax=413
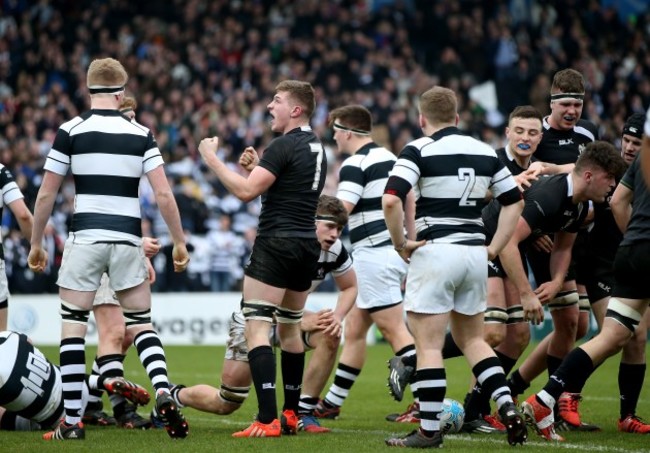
xmin=484 ymin=143 xmax=625 ymax=424
xmin=496 ymin=105 xmax=574 ymax=189
xmin=579 ymin=114 xmax=650 ymax=434
xmin=523 ymin=135 xmax=650 ymax=441
xmin=199 ymin=80 xmax=327 ymax=438
xmin=534 ymin=69 xmax=598 ymax=165
xmin=642 ymin=106 xmax=650 ymax=184
xmin=159 ymin=195 xmax=356 ymax=434
xmin=507 ymin=70 xmax=599 ymax=429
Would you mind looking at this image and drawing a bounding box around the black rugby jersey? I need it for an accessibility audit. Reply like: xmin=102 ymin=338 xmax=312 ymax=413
xmin=619 ymin=155 xmax=650 ymax=246
xmin=587 ymin=183 xmax=622 ymax=259
xmin=483 ymin=174 xmax=588 ymax=240
xmin=0 ymin=331 xmax=62 ymax=427
xmin=534 ymin=118 xmax=597 ymax=165
xmin=257 ymin=126 xmax=326 ymax=238
xmin=495 ymin=147 xmax=537 ymax=176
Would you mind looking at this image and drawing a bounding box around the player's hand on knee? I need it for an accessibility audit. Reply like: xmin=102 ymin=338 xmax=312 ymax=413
xmin=533 ymin=279 xmax=562 ymax=303
xmin=302 ymin=309 xmax=334 ymax=332
xmin=322 ymin=314 xmax=343 ymax=339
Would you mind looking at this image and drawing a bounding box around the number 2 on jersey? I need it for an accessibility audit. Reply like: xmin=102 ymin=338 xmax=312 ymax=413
xmin=310 ymin=143 xmax=325 ymax=190
xmin=458 ymin=167 xmax=477 ymax=206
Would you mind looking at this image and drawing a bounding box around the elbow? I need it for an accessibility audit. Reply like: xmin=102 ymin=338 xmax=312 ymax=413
xmin=382 ymin=194 xmax=401 ymax=211
xmin=19 ymin=212 xmax=33 ymax=225
xmin=238 ymin=192 xmax=257 ymax=203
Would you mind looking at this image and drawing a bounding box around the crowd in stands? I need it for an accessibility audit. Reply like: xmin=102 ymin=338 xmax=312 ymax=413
xmin=0 ymin=0 xmax=648 ymax=293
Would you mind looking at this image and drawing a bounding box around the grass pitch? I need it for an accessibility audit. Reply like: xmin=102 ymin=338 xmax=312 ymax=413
xmin=4 ymin=341 xmax=649 ymax=453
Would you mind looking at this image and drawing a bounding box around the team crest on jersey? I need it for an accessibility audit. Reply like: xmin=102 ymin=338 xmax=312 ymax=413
xmin=578 ymin=143 xmax=586 ymax=154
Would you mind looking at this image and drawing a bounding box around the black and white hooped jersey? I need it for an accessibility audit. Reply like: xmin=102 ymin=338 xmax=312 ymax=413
xmin=45 ymin=109 xmax=164 ymax=245
xmin=0 ymin=331 xmax=62 ymax=426
xmin=337 ymin=142 xmax=396 ymax=249
xmin=0 ymin=164 xmax=25 ymax=260
xmin=257 ymin=126 xmax=326 ymax=238
xmin=310 ymin=239 xmax=353 ymax=292
xmin=390 ymin=127 xmax=520 ymax=245
xmin=534 ymin=117 xmax=598 ymax=165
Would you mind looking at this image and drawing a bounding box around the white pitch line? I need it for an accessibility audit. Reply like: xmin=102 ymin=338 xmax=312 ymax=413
xmin=184 ymin=415 xmax=645 ymax=453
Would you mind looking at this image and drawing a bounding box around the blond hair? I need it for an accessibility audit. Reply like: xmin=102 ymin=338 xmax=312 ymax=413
xmin=87 ymin=58 xmax=128 ymax=91
xmin=419 ymin=86 xmax=457 ymax=125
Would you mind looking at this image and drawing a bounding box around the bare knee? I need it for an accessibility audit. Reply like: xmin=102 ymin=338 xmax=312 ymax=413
xmin=510 ymin=324 xmax=531 ymax=355
xmin=484 ymin=325 xmax=506 ymax=348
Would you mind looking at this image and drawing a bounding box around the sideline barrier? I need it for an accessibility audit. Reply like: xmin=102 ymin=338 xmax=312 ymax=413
xmin=8 ymin=293 xmax=339 ymax=346
xmin=10 ymin=294 xmax=646 ymax=346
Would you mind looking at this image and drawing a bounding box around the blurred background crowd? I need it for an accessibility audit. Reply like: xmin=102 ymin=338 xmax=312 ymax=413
xmin=0 ymin=0 xmax=648 ymax=293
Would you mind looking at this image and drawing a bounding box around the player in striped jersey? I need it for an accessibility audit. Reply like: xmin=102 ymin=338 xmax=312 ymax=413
xmin=0 ymin=330 xmax=149 ymax=433
xmin=27 ymin=58 xmax=190 ymax=440
xmin=315 ymin=105 xmax=417 ymax=420
xmin=383 ymin=86 xmax=526 ymax=448
xmin=82 ymin=96 xmax=162 ymax=430
xmin=163 ymin=195 xmax=356 ymax=434
xmin=0 ymin=164 xmax=33 ymax=332
xmin=0 ymin=331 xmax=63 ymax=432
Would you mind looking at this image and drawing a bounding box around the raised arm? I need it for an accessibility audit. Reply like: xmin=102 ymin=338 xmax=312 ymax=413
xmin=199 ymin=137 xmax=275 ymax=202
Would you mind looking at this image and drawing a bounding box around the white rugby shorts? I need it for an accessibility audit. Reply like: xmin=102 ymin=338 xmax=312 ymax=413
xmin=352 ymin=246 xmax=407 ymax=310
xmin=57 ymin=239 xmax=148 ymax=292
xmin=404 ymin=243 xmax=487 ymax=315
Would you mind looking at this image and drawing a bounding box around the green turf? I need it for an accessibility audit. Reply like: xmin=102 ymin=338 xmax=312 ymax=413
xmin=4 ymin=342 xmax=649 ymax=452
